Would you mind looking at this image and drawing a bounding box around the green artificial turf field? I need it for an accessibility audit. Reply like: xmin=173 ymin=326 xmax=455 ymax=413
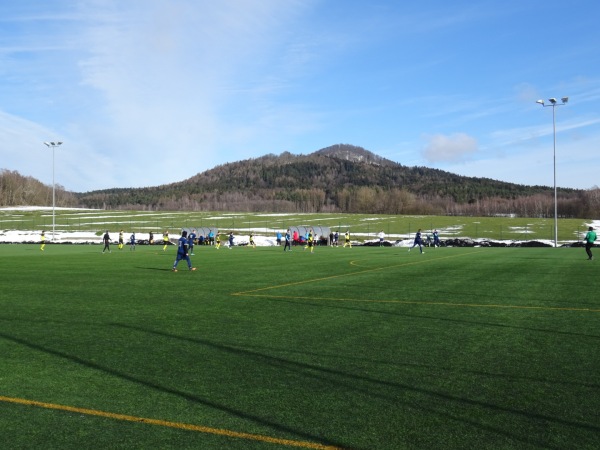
xmin=0 ymin=243 xmax=598 ymax=449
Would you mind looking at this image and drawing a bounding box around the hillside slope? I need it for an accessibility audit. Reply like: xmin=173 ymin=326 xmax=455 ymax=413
xmin=74 ymin=144 xmax=584 ymax=216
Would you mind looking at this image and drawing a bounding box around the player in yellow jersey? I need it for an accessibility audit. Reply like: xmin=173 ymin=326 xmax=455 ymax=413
xmin=162 ymin=230 xmax=169 ymax=251
xmin=118 ymin=230 xmax=124 ymax=249
xmin=215 ymin=231 xmax=221 ymax=249
xmin=40 ymin=231 xmax=46 ymax=251
xmin=307 ymin=229 xmax=314 ymax=253
xmin=343 ymin=230 xmax=352 ymax=247
xmin=249 ymin=233 xmax=256 ymax=248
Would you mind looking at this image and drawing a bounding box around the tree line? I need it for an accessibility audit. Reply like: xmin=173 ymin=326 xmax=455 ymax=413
xmin=0 ymin=169 xmax=77 ymax=208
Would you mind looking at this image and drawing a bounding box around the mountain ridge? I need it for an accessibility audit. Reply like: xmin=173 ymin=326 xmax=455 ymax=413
xmin=73 ymin=144 xmax=587 ymax=217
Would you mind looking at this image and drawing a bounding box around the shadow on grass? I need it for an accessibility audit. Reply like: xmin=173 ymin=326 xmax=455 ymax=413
xmin=266 ymin=298 xmax=600 ymax=341
xmin=0 ymin=329 xmax=348 ymax=449
xmin=2 ymin=317 xmax=599 ymax=449
xmin=134 ymin=266 xmax=173 ymax=272
xmin=112 ymin=323 xmax=599 ymax=449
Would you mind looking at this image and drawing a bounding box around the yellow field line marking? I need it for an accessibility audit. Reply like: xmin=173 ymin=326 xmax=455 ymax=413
xmin=233 ymin=251 xmax=599 ymax=313
xmin=0 ymin=395 xmax=342 ymax=449
xmin=235 ymin=293 xmax=600 ymax=312
xmin=233 ymin=251 xmax=481 ymax=296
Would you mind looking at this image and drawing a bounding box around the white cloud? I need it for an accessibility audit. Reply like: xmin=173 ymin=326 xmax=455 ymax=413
xmin=422 ymin=133 xmax=478 ymax=163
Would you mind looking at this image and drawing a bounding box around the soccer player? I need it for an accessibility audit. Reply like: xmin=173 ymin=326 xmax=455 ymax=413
xmin=102 ymin=230 xmax=111 ymax=253
xmin=162 ymin=230 xmax=169 ymax=251
xmin=118 ymin=230 xmax=124 ymax=250
xmin=172 ymin=230 xmax=196 ymax=272
xmin=378 ymin=230 xmax=385 ymax=247
xmin=584 ymin=226 xmax=597 ymax=260
xmin=307 ymin=229 xmax=314 ymax=253
xmin=433 ymin=230 xmax=441 ymax=248
xmin=188 ymin=229 xmax=196 ymax=255
xmin=149 ymin=231 xmax=154 ymax=245
xmin=40 ymin=231 xmax=45 ymax=251
xmin=283 ymin=229 xmax=291 ymax=251
xmin=408 ymin=229 xmax=424 ymax=254
xmin=249 ymin=233 xmax=256 ymax=248
xmin=228 ymin=232 xmax=234 ymax=249
xmin=130 ymin=232 xmax=136 ymax=251
xmin=343 ymin=230 xmax=352 ymax=248
xmin=215 ymin=231 xmax=221 ymax=249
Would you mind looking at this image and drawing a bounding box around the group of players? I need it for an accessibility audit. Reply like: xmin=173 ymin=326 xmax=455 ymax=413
xmin=40 ymin=225 xmax=598 ymax=269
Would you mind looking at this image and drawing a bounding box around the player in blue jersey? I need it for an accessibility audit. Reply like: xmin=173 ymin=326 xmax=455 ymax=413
xmin=188 ymin=229 xmax=196 ymax=255
xmin=408 ymin=229 xmax=424 ymax=254
xmin=129 ymin=232 xmax=136 ymax=251
xmin=172 ymin=230 xmax=196 ymax=272
xmin=283 ymin=229 xmax=291 ymax=251
xmin=433 ymin=230 xmax=441 ymax=247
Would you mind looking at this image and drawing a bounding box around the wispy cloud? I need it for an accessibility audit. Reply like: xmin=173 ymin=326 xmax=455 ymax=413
xmin=1 ymin=1 xmax=600 ymax=192
xmin=422 ymin=133 xmax=478 ymax=163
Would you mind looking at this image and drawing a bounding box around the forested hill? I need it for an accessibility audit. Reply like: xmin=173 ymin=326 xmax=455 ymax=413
xmin=75 ymin=144 xmax=592 ymax=217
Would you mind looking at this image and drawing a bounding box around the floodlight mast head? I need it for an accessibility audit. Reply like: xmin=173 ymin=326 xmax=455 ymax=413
xmin=561 ymin=97 xmax=569 ymax=104
xmin=536 ymin=99 xmax=545 ymax=105
xmin=549 ymin=98 xmax=557 ymax=104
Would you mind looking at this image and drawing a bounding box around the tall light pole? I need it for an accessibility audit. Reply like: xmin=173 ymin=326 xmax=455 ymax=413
xmin=43 ymin=141 xmax=63 ymax=240
xmin=536 ymin=97 xmax=568 ymax=248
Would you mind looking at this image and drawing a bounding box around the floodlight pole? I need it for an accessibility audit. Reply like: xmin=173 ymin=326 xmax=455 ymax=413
xmin=536 ymin=98 xmax=568 ymax=248
xmin=44 ymin=141 xmax=63 ymax=240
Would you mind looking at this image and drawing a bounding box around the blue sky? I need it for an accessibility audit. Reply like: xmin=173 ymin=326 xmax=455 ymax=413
xmin=1 ymin=0 xmax=599 ymax=193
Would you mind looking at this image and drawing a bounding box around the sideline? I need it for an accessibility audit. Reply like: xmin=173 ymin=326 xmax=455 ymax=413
xmin=0 ymin=395 xmax=342 ymax=449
